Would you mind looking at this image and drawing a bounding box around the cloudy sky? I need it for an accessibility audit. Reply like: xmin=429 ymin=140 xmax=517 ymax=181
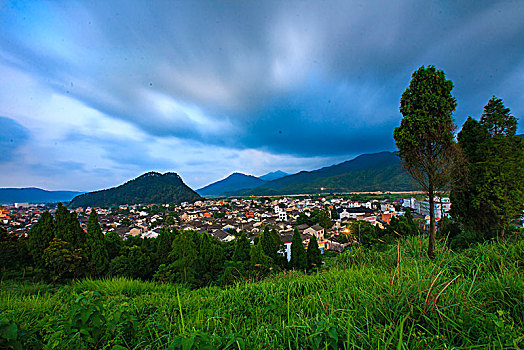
xmin=1 ymin=0 xmax=523 ymax=191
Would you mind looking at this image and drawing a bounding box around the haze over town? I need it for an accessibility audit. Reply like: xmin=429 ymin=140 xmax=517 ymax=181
xmin=1 ymin=0 xmax=523 ymax=191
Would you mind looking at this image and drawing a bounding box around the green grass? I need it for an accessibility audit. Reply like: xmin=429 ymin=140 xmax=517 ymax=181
xmin=1 ymin=236 xmax=523 ymax=349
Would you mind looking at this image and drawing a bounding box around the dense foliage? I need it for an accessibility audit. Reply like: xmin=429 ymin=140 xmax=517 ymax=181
xmin=451 ymin=97 xmax=524 ymax=240
xmin=394 ymin=65 xmax=457 ymax=258
xmin=69 ymin=172 xmax=201 ymax=208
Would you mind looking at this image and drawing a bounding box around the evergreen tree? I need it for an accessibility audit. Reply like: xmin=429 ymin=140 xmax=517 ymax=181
xmin=260 ymin=226 xmax=284 ymax=268
xmin=249 ymin=243 xmax=273 ymax=278
xmin=28 ymin=211 xmax=55 ymax=267
xmin=394 ymin=65 xmax=457 ymax=259
xmin=157 ymin=227 xmax=178 ymax=265
xmin=386 ymin=209 xmax=419 ymax=237
xmin=44 ymin=238 xmax=85 ymax=280
xmin=168 ymin=230 xmax=200 ymax=285
xmin=110 ymin=245 xmax=152 ymax=280
xmin=452 ymin=97 xmax=524 ymax=239
xmin=85 ymin=210 xmax=109 ymax=276
xmin=290 ymin=227 xmax=307 ymax=270
xmin=232 ymin=232 xmax=251 ymax=262
xmin=0 ymin=228 xmax=29 ymax=270
xmin=105 ymin=231 xmax=123 ymax=260
xmin=306 ymin=235 xmax=322 ymax=270
xmin=319 ymin=208 xmax=332 ymax=229
xmin=198 ymin=232 xmax=225 ymax=286
xmin=54 ymin=203 xmax=86 ymax=249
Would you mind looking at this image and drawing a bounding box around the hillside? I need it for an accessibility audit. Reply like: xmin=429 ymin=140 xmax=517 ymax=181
xmin=1 ymin=237 xmax=522 ymax=348
xmin=197 ymin=172 xmax=266 ymax=196
xmin=69 ymin=172 xmax=201 ymax=207
xmin=0 ymin=188 xmax=82 ymax=204
xmin=232 ymin=151 xmax=417 ymax=195
xmin=259 ymin=170 xmax=289 ymax=181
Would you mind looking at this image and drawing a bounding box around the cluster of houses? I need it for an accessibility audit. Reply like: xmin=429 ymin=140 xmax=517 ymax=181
xmin=1 ymin=196 xmax=454 ymax=257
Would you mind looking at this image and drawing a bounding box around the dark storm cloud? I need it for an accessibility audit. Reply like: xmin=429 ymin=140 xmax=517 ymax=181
xmin=1 ymin=0 xmax=523 ymax=160
xmin=0 ymin=116 xmax=29 ymax=163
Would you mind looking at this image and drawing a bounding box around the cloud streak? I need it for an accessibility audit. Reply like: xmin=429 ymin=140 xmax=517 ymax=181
xmin=0 ymin=0 xmax=523 ymax=190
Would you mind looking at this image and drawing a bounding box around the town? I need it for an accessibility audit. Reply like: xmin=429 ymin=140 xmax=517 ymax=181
xmin=1 ymin=194 xmax=453 ymax=259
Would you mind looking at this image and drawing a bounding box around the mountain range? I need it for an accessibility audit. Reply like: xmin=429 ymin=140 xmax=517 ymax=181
xmin=69 ymin=172 xmax=201 ymax=208
xmin=0 ymin=188 xmax=82 ymax=205
xmin=7 ymin=151 xmax=417 ymax=205
xmin=197 ymin=151 xmax=417 ymax=197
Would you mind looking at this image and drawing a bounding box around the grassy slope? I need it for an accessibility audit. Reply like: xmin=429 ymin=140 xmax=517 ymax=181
xmin=1 ymin=236 xmax=523 ymax=349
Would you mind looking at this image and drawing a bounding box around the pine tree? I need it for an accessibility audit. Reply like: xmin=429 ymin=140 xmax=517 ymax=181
xmin=290 ymin=227 xmax=307 ymax=270
xmin=198 ymin=232 xmax=225 ymax=286
xmin=232 ymin=232 xmax=251 ymax=262
xmin=394 ymin=66 xmax=457 ymax=258
xmin=452 ymin=97 xmax=524 ymax=239
xmin=54 ymin=203 xmax=86 ymax=249
xmin=306 ymin=235 xmax=322 ymax=270
xmin=28 ymin=211 xmax=55 ymax=267
xmin=105 ymin=230 xmax=123 ymax=260
xmin=249 ymin=243 xmax=273 ymax=278
xmin=260 ymin=226 xmax=284 ymax=267
xmin=319 ymin=208 xmax=332 ymax=229
xmin=157 ymin=227 xmax=178 ymax=265
xmin=86 ymin=210 xmax=109 ymax=276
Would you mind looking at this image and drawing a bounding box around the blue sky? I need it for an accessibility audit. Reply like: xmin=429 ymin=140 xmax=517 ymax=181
xmin=1 ymin=0 xmax=523 ymax=191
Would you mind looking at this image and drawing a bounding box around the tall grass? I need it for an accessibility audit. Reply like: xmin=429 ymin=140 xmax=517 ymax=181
xmin=1 ymin=236 xmax=522 ymax=349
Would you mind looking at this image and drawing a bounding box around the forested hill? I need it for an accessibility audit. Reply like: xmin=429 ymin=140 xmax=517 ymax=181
xmin=197 ymin=172 xmax=266 ymax=196
xmin=69 ymin=172 xmax=201 ymax=208
xmin=231 ymin=151 xmax=417 ymax=195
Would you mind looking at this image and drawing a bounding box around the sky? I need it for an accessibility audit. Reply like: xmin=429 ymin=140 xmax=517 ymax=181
xmin=1 ymin=0 xmax=523 ymax=192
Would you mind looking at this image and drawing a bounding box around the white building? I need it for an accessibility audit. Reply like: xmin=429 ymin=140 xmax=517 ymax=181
xmin=278 ymin=211 xmax=288 ymax=221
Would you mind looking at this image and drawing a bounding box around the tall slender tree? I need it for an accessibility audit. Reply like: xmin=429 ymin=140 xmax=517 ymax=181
xmin=394 ymin=65 xmax=457 ymax=258
xmin=54 ymin=203 xmax=86 ymax=249
xmin=306 ymin=235 xmax=322 ymax=270
xmin=28 ymin=211 xmax=55 ymax=267
xmin=85 ymin=210 xmax=109 ymax=276
xmin=290 ymin=227 xmax=307 ymax=270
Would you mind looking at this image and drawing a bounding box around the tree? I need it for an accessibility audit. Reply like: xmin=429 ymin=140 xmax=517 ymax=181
xmin=306 ymin=235 xmax=322 ymax=270
xmin=0 ymin=228 xmax=29 ymax=270
xmin=110 ymin=246 xmax=152 ymax=280
xmin=197 ymin=232 xmax=225 ymax=286
xmin=44 ymin=238 xmax=85 ymax=280
xmin=290 ymin=227 xmax=307 ymax=270
xmin=105 ymin=231 xmax=123 ymax=260
xmin=350 ymin=220 xmax=380 ymax=248
xmin=451 ymin=97 xmax=523 ymax=239
xmin=249 ymin=243 xmax=273 ymax=279
xmin=157 ymin=227 xmax=178 ymax=266
xmin=85 ymin=210 xmax=109 ymax=276
xmin=394 ymin=65 xmax=457 ymax=258
xmin=28 ymin=211 xmax=55 ymax=267
xmin=168 ymin=230 xmax=200 ymax=285
xmin=232 ymin=232 xmax=251 ymax=262
xmin=260 ymin=226 xmax=285 ymax=268
xmin=54 ymin=203 xmax=86 ymax=249
xmin=318 ymin=208 xmax=332 ymax=230
xmin=386 ymin=209 xmax=419 ymax=237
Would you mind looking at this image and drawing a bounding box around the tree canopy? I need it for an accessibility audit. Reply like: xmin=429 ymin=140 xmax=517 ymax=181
xmin=394 ymin=65 xmax=457 ymax=258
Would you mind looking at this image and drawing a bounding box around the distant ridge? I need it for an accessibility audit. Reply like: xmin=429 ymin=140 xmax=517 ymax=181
xmin=259 ymin=170 xmax=289 ymax=181
xmin=0 ymin=188 xmax=82 ymax=205
xmin=231 ymin=151 xmax=417 ymax=195
xmin=69 ymin=172 xmax=201 ymax=207
xmin=197 ymin=173 xmax=266 ymax=197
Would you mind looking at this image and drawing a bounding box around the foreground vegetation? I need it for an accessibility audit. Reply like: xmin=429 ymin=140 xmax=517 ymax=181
xmin=2 ymin=235 xmax=523 ymax=349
